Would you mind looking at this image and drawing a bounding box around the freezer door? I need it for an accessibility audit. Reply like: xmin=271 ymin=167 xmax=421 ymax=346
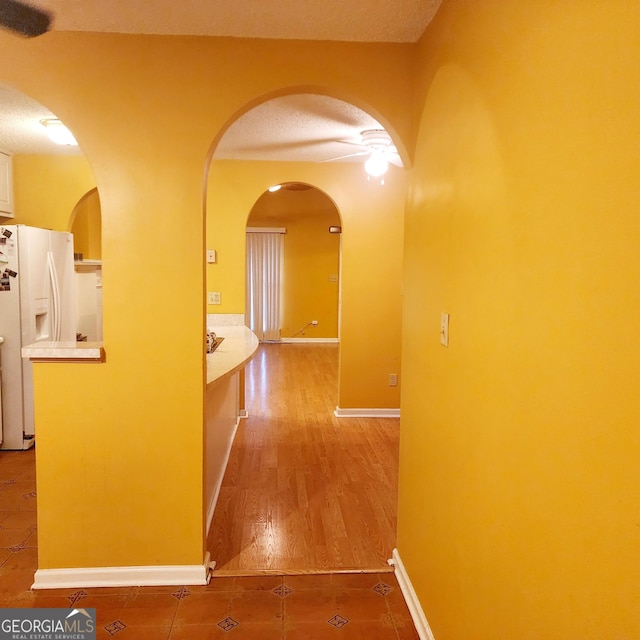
xmin=19 ymin=227 xmax=77 ymax=438
xmin=17 ymin=225 xmax=51 ymax=344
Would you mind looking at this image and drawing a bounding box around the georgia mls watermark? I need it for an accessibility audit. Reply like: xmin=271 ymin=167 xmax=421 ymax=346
xmin=0 ymin=608 xmax=96 ymax=640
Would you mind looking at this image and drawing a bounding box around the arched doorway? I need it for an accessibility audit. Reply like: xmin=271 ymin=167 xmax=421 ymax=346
xmin=246 ymin=182 xmax=341 ymax=344
xmin=0 ymin=83 xmax=101 ymax=451
xmin=203 ymin=90 xmax=406 ymax=574
xmin=203 ymin=90 xmax=407 ymax=409
xmin=70 ymin=188 xmax=103 ymax=342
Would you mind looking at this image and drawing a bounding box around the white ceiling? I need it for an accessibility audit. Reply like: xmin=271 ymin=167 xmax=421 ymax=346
xmin=0 ymin=83 xmax=80 ymax=155
xmin=0 ymin=0 xmax=442 ymax=160
xmin=216 ymin=94 xmax=393 ymax=164
xmin=25 ymin=0 xmax=441 ymax=42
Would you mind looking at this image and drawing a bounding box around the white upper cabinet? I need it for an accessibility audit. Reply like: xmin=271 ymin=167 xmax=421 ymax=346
xmin=0 ymin=151 xmax=14 ymax=217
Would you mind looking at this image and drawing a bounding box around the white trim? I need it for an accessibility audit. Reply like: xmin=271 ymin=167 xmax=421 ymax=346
xmin=239 ymin=409 xmax=249 ymax=419
xmin=388 ymin=548 xmax=436 ymax=640
xmin=32 ymin=559 xmax=211 ymax=590
xmin=281 ymin=337 xmax=339 ymax=344
xmin=246 ymin=227 xmax=286 ymax=234
xmin=206 ymin=416 xmax=241 ymax=535
xmin=334 ymin=407 xmax=400 ymax=418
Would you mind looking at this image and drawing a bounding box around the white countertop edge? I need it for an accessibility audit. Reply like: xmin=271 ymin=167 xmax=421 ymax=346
xmin=22 ymin=341 xmax=105 ymax=362
xmin=206 ymin=326 xmax=258 ymax=386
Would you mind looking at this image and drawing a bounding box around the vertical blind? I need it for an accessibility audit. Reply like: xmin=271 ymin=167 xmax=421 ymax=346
xmin=245 ymin=231 xmax=284 ymax=342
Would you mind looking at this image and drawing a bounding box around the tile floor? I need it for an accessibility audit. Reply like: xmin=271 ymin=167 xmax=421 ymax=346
xmin=0 ymin=449 xmax=419 ymax=639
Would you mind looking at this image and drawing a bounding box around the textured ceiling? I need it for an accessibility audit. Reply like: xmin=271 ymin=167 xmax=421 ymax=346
xmin=0 ymin=0 xmax=442 ymax=159
xmin=0 ymin=83 xmax=81 ymax=155
xmin=215 ymin=94 xmax=395 ymax=164
xmin=26 ymin=0 xmax=442 ymax=42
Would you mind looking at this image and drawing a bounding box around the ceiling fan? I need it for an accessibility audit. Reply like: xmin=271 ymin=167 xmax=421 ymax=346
xmin=0 ymin=0 xmax=52 ymax=37
xmin=322 ymin=129 xmax=402 ymax=178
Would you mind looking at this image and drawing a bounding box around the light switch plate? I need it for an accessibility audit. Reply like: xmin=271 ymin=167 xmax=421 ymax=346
xmin=206 ymin=249 xmax=217 ymax=264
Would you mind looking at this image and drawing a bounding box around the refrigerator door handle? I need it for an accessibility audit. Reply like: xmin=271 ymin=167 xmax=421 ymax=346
xmin=47 ymin=251 xmax=61 ymax=342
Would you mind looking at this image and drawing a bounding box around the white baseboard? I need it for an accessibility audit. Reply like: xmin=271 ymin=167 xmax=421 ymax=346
xmin=33 ymin=555 xmax=211 ymax=590
xmin=334 ymin=407 xmax=400 ymax=418
xmin=280 ymin=337 xmax=339 ymax=343
xmin=239 ymin=409 xmax=249 ymax=419
xmin=388 ymin=548 xmax=435 ymax=640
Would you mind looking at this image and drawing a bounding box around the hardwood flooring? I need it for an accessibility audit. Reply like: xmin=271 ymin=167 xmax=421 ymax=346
xmin=206 ymin=343 xmax=400 ymax=574
xmin=0 ymin=449 xmax=418 ymax=638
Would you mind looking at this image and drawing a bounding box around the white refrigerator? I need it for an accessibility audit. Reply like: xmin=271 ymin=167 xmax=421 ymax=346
xmin=0 ymin=225 xmax=77 ymax=450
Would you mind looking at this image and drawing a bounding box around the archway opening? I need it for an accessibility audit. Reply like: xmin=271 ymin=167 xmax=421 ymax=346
xmin=203 ymin=88 xmax=405 ymax=574
xmin=246 ymin=181 xmax=342 ymax=344
xmin=70 ymin=188 xmax=103 ymax=342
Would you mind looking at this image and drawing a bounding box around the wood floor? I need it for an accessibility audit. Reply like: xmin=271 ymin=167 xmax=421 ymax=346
xmin=206 ymin=343 xmax=400 ymax=574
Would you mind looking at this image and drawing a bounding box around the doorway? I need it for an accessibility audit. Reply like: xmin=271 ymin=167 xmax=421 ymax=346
xmin=245 ymin=182 xmax=341 ymax=343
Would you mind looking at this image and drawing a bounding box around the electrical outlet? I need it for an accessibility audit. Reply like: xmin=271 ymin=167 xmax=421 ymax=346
xmin=389 ymin=373 xmax=398 ymax=387
xmin=207 ymin=292 xmax=221 ymax=305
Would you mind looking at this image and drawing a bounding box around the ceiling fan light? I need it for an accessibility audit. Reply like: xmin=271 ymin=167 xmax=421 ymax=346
xmin=40 ymin=119 xmax=78 ymax=146
xmin=364 ymin=150 xmax=388 ymax=178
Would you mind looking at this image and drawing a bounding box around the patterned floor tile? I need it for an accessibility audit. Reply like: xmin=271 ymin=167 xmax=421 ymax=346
xmin=335 ymin=587 xmax=391 ymax=622
xmin=0 ymin=526 xmax=34 ymax=547
xmin=328 ymin=614 xmax=349 ymax=628
xmin=283 ymin=587 xmax=336 ymax=624
xmin=0 ymin=510 xmax=37 ymax=528
xmin=170 ymin=621 xmax=282 ymax=639
xmin=227 ymin=588 xmax=284 ymax=624
xmin=281 ymin=573 xmax=335 ymax=591
xmin=122 ymin=592 xmax=180 ymax=627
xmin=272 ymin=584 xmax=293 ymax=598
xmin=217 ymin=616 xmax=239 ymax=631
xmin=96 ymin=626 xmax=171 ymax=639
xmin=232 ymin=575 xmax=283 ymax=591
xmin=372 ymin=581 xmax=394 ymax=596
xmin=174 ymin=590 xmax=235 ymax=626
xmin=333 ymin=572 xmax=385 ymax=589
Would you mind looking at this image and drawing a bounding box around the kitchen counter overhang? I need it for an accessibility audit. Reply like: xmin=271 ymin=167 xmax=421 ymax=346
xmin=22 ymin=341 xmax=105 ymax=362
xmin=206 ymin=325 xmax=258 ymax=387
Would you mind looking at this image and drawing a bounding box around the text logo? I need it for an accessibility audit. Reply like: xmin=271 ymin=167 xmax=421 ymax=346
xmin=0 ymin=608 xmax=96 ymax=639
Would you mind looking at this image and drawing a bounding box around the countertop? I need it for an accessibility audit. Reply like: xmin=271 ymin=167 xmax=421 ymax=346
xmin=22 ymin=341 xmax=105 ymax=362
xmin=21 ymin=326 xmax=258 ymax=375
xmin=206 ymin=325 xmax=259 ymax=386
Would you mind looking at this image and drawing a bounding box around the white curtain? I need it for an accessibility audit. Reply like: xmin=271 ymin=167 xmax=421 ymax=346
xmin=246 ymin=232 xmax=283 ymax=342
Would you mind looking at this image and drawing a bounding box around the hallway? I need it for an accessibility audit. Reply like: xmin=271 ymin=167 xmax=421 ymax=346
xmin=0 ymin=345 xmax=416 ymax=638
xmin=207 ymin=343 xmax=399 ymax=573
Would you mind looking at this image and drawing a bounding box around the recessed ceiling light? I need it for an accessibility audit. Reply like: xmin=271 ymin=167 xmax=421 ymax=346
xmin=268 ymin=184 xmax=282 ymax=192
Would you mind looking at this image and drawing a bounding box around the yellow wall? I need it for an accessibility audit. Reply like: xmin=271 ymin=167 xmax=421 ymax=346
xmin=0 ymin=32 xmax=411 ymax=571
xmin=12 ymin=154 xmax=95 ymax=230
xmin=71 ymin=188 xmax=102 ymax=260
xmin=207 ymin=160 xmax=405 ymax=408
xmin=248 ymin=186 xmax=341 ymax=339
xmin=399 ymin=1 xmax=640 ymax=638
